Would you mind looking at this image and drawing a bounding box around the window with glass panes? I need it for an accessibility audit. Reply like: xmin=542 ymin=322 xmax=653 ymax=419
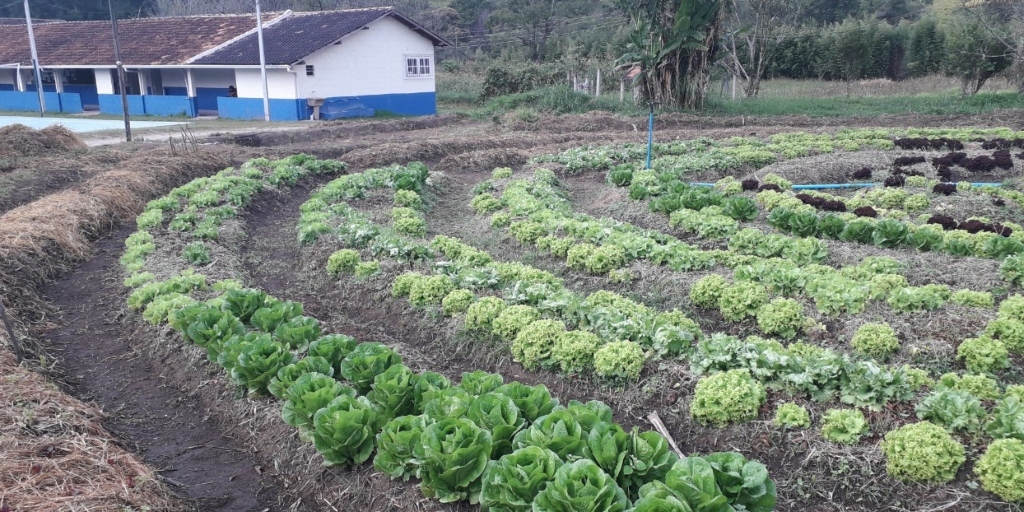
xmin=406 ymin=56 xmax=431 ymax=77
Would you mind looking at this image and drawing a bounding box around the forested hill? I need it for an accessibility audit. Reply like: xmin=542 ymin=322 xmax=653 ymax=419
xmin=0 ymin=0 xmax=149 ymax=21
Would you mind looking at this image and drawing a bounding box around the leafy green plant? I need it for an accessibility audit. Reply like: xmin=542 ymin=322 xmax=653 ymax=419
xmin=907 ymin=226 xmax=945 ymax=251
xmin=915 ymin=389 xmax=987 ymax=432
xmin=468 ymin=392 xmax=526 ymax=458
xmin=704 ymin=452 xmax=778 ymax=512
xmin=375 ymin=414 xmax=432 ymax=481
xmin=718 ymin=282 xmax=769 ymax=322
xmin=327 ymin=249 xmax=361 ymax=276
xmin=691 ymin=370 xmax=766 ymax=426
xmin=690 ymin=274 xmax=727 ymax=309
xmin=755 ymin=298 xmax=806 ymax=339
xmin=466 ymin=297 xmax=508 ymax=332
xmin=251 ymin=300 xmax=303 ymax=332
xmin=366 ymin=364 xmax=420 ymax=419
xmin=409 ymin=275 xmax=455 ymax=307
xmin=850 ymin=323 xmax=900 ymax=360
xmin=937 ymin=372 xmax=1002 ymax=400
xmin=495 ymin=382 xmax=559 ymax=423
xmin=950 ymin=289 xmax=994 ymax=308
xmin=552 ymin=331 xmax=602 ymax=374
xmin=281 ymin=372 xmax=353 ymax=434
xmin=472 ymin=193 xmax=504 ymax=214
xmin=1001 ymin=254 xmax=1024 ymax=286
xmin=493 ymin=306 xmax=541 ymax=340
xmin=957 ymin=336 xmax=1010 ymax=373
xmin=222 ymin=288 xmax=268 ymax=324
xmin=839 ymin=362 xmax=913 ymax=411
xmin=442 ymin=289 xmax=476 ymax=316
xmin=416 ymin=418 xmax=494 ymax=504
xmin=507 ymin=319 xmax=565 ymax=370
xmin=182 ymin=242 xmax=211 ymax=265
xmin=340 ymin=342 xmax=403 ymax=395
xmin=616 ymin=430 xmax=679 ymax=500
xmin=394 ymin=189 xmax=423 ymax=209
xmin=722 ymin=196 xmax=758 ymax=221
xmin=530 ymin=459 xmax=630 ymax=512
xmin=311 ymin=394 xmax=384 ymax=466
xmin=480 ymin=446 xmax=563 ymax=512
xmin=974 ymin=439 xmax=1024 ymax=502
xmin=229 ymin=336 xmax=296 ymax=394
xmin=871 ymin=219 xmax=910 ymax=248
xmin=354 ymin=261 xmax=380 ymax=278
xmin=274 ymin=315 xmax=321 ymax=351
xmin=820 ymin=409 xmax=868 ymax=444
xmin=881 ymin=421 xmax=965 ymax=484
xmin=268 ymin=356 xmax=333 ymax=398
xmin=774 ymin=403 xmax=811 ymax=429
xmin=511 ymin=409 xmax=587 ymax=461
xmin=308 ymin=334 xmax=359 ymax=376
xmin=986 ymin=396 xmax=1024 ymax=441
xmin=593 ymin=341 xmax=646 ymax=381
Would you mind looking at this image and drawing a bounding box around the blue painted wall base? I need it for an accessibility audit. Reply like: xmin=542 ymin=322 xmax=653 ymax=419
xmin=217 ymin=97 xmax=306 ymax=121
xmin=144 ymin=96 xmax=196 ymax=117
xmin=0 ymin=91 xmax=65 ymax=113
xmin=99 ymin=94 xmax=145 ymax=116
xmin=349 ymin=92 xmax=436 ymax=116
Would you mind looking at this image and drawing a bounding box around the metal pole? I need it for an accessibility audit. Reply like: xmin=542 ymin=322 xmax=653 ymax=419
xmin=109 ymin=0 xmax=131 ymax=142
xmin=23 ymin=0 xmax=45 ymax=117
xmin=255 ymin=0 xmax=271 ymax=122
xmin=645 ymin=102 xmax=654 ymax=169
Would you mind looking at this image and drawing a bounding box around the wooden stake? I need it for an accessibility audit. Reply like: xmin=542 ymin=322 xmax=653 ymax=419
xmin=648 ymin=411 xmax=684 ymax=458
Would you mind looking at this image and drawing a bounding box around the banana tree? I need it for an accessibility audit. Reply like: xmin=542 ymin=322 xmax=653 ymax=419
xmin=616 ymin=0 xmax=725 ymax=109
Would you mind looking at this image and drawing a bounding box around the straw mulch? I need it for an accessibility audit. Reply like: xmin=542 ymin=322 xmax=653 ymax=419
xmin=0 ymin=125 xmax=87 ymax=159
xmin=0 ymin=350 xmax=181 ymax=511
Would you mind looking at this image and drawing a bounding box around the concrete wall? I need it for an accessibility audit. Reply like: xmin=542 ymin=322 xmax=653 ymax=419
xmin=0 ymin=91 xmax=63 ymax=112
xmin=235 ymin=68 xmax=297 ymax=99
xmin=96 ymin=69 xmax=114 ymax=95
xmin=296 ymin=16 xmax=436 ymax=99
xmin=217 ymin=97 xmax=305 ymax=121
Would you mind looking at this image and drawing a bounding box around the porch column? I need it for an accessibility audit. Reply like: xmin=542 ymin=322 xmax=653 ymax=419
xmin=53 ymin=69 xmax=64 ymax=93
xmin=185 ymin=68 xmax=195 ymax=97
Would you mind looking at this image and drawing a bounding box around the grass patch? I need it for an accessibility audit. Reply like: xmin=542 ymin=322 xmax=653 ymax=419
xmin=704 ymin=92 xmax=1024 ymax=117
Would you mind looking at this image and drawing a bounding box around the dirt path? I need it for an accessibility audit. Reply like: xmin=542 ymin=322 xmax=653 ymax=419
xmin=39 ymin=227 xmax=293 ymax=512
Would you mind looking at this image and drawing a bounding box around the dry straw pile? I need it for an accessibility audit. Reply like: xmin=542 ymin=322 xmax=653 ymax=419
xmin=0 ymin=124 xmax=87 ymax=158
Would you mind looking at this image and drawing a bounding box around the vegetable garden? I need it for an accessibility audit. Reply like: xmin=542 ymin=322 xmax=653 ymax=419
xmin=115 ymin=126 xmax=1024 ymax=511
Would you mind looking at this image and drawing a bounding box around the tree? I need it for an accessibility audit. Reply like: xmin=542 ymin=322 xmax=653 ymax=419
xmin=720 ymin=0 xmax=790 ymax=98
xmin=962 ymin=0 xmax=1024 ymax=94
xmin=616 ymin=0 xmax=726 ymax=109
xmin=485 ymin=0 xmax=596 ymax=61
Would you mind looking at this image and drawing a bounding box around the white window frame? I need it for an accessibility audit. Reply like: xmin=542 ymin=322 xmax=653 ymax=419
xmin=405 ymin=55 xmax=432 ymax=78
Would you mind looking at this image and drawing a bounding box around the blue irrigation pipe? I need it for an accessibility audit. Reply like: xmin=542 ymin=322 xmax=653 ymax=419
xmin=645 ymin=103 xmax=654 ymax=170
xmin=689 ymin=182 xmax=1003 ymax=189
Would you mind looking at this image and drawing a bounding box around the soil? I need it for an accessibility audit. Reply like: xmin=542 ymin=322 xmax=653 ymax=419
xmin=38 ymin=228 xmax=293 ymax=512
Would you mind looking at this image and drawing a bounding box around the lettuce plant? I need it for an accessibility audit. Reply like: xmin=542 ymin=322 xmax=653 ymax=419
xmin=493 ymin=306 xmax=542 ymax=341
xmin=307 ymin=334 xmax=359 ymax=376
xmin=755 ymin=298 xmax=806 ymax=339
xmin=617 ymin=430 xmax=679 ymax=500
xmin=326 ymin=249 xmax=361 ymax=276
xmin=480 ymin=446 xmax=563 ymax=512
xmin=718 ymin=282 xmax=768 ymax=322
xmin=442 ymin=289 xmax=476 ymax=316
xmin=585 ymin=422 xmax=630 ymax=480
xmin=282 ymin=372 xmax=353 ymax=435
xmin=820 ymin=409 xmax=868 ymax=444
xmin=340 ymin=342 xmax=403 ymax=395
xmin=416 ymin=418 xmax=494 ymax=504
xmin=974 ymin=439 xmax=1024 ymax=502
xmin=937 ymin=372 xmax=1001 ymax=400
xmin=311 ymin=394 xmax=384 ymax=466
xmin=839 ymin=362 xmax=913 ymax=411
xmin=511 ymin=319 xmax=566 ymax=370
xmin=465 ymin=297 xmax=508 ymax=332
xmin=691 ymin=369 xmax=766 ymax=426
xmin=185 ymin=309 xmax=244 ymax=349
xmin=423 ymin=387 xmax=475 ymax=420
xmin=375 ymin=414 xmax=432 ymax=481
xmin=956 ymin=336 xmax=1010 ymax=373
xmin=552 ymin=331 xmax=602 ymax=374
xmin=660 ymin=456 xmax=729 ymax=511
xmin=774 ymin=403 xmax=810 ymax=429
xmin=704 ymin=452 xmax=777 ymax=512
xmin=690 ymin=274 xmax=727 ymax=309
xmin=222 ymin=288 xmax=268 ymax=324
xmin=468 ymin=392 xmax=526 ymax=458
xmin=881 ymin=422 xmax=965 ymax=483
xmin=251 ymin=300 xmax=303 ymax=332
xmin=915 ymin=389 xmax=987 ymax=433
xmin=274 ymin=315 xmax=321 ymax=351
xmin=409 ymin=275 xmax=455 ymax=307
xmin=986 ymin=396 xmax=1024 ymax=441
xmin=366 ymin=364 xmax=420 ymax=419
xmin=495 ymin=382 xmax=559 ymax=423
xmin=850 ymin=322 xmax=899 ymax=360
xmin=530 ymin=459 xmax=630 ymax=512
xmin=268 ymin=356 xmax=334 ymax=398
xmin=230 ymin=336 xmax=297 ymax=394
xmin=414 ymin=371 xmax=452 ymax=413
xmin=460 ymin=371 xmax=504 ymax=395
xmin=593 ymin=341 xmax=646 ymax=381
xmin=512 ymin=409 xmax=588 ymax=462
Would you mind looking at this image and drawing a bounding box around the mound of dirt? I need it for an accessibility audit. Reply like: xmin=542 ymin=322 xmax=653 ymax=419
xmin=0 ymin=124 xmax=87 ymax=158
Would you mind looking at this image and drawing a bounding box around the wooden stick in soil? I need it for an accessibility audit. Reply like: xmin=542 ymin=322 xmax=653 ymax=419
xmin=648 ymin=411 xmax=684 ymax=458
xmin=0 ymin=297 xmax=23 ymax=363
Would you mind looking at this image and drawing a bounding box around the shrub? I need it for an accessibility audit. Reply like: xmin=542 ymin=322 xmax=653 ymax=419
xmin=327 ymin=249 xmax=361 ymax=276
xmin=820 ymin=409 xmax=868 ymax=444
xmin=510 ymin=319 xmax=566 ymax=370
xmin=774 ymin=403 xmax=811 ymax=429
xmin=756 ymin=298 xmax=807 ymax=339
xmin=691 ymin=369 xmax=766 ymax=426
xmin=441 ymin=289 xmax=475 ymax=316
xmin=850 ymin=323 xmax=900 ymax=360
xmin=718 ymin=282 xmax=769 ymax=322
xmin=492 ymin=305 xmax=540 ymax=340
xmin=465 ymin=297 xmax=507 ymax=332
xmin=408 ymin=275 xmax=455 ymax=307
xmin=690 ymin=274 xmax=727 ymax=309
xmin=957 ymin=336 xmax=1010 ymax=373
xmin=881 ymin=422 xmax=965 ymax=483
xmin=975 ymin=439 xmax=1024 ymax=502
xmin=593 ymin=341 xmax=646 ymax=381
xmin=552 ymin=331 xmax=602 ymax=374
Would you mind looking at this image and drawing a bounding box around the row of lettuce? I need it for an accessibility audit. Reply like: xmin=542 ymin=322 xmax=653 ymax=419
xmin=298 ymin=162 xmax=1024 ymax=501
xmin=117 ymin=155 xmax=789 ymax=511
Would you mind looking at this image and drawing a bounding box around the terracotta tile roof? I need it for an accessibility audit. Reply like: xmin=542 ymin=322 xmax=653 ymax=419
xmin=192 ymin=8 xmax=450 ymax=66
xmin=0 ymin=13 xmax=279 ymax=66
xmin=0 ymin=18 xmax=64 ymax=25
